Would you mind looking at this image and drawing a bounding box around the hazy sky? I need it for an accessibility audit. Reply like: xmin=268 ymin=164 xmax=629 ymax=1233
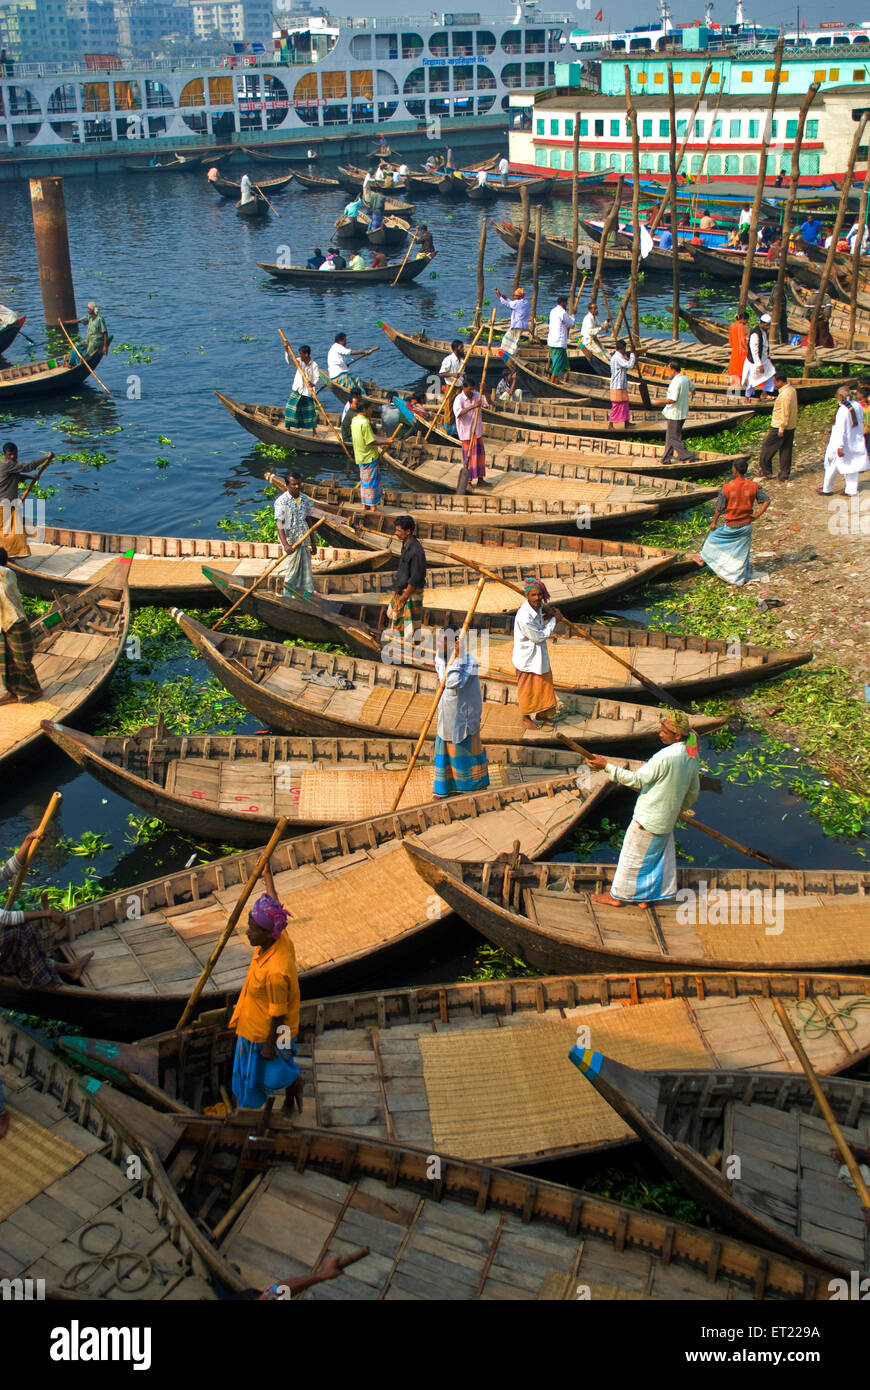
xmin=330 ymin=2 xmax=870 ymax=27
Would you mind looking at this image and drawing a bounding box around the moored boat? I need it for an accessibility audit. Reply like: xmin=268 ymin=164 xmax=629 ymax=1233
xmin=0 ymin=344 xmax=108 ymax=402
xmin=0 ymin=313 xmax=26 ymax=355
xmin=209 ymin=170 xmax=293 ymax=197
xmin=255 ymin=256 xmax=433 ymax=286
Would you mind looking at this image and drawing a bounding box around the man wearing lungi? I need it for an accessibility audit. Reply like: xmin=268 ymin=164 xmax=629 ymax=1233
xmin=512 ymin=579 xmax=558 ymax=730
xmin=453 ymin=377 xmax=488 ymax=488
xmin=350 ymin=401 xmax=387 ymax=507
xmin=692 ymin=458 xmax=771 ymax=586
xmin=433 ymin=634 xmax=489 ymax=797
xmin=274 ymin=472 xmax=319 ymax=598
xmin=0 ymin=548 xmax=41 ymax=704
xmin=284 ymin=344 xmax=321 ymax=431
xmin=608 ymin=339 xmax=636 ymax=428
xmin=388 ymin=516 xmax=427 ymax=652
xmin=582 ymin=711 xmax=700 ymax=908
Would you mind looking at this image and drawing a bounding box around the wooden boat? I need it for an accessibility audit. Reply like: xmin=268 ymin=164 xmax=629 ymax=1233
xmin=578 ymin=339 xmax=853 ymax=403
xmin=492 ymin=220 xmax=627 ymax=270
xmin=240 ymin=144 xmax=319 ymax=165
xmin=465 ymin=174 xmax=553 ymax=202
xmin=680 ymin=306 xmax=730 ymax=345
xmin=403 ymin=170 xmax=444 ymax=196
xmin=0 ymin=313 xmax=26 ymax=355
xmin=210 ymin=170 xmax=293 ymax=197
xmin=610 ymin=332 xmax=870 ymax=372
xmin=570 ymin=1051 xmax=870 ymax=1278
xmin=291 ymin=168 xmax=339 ymax=190
xmin=0 ymin=1015 xmax=218 ymax=1301
xmin=125 ymin=153 xmax=205 ymax=173
xmin=407 ymin=849 xmax=870 ymax=976
xmin=0 ymin=344 xmax=107 ymax=402
xmin=108 ymin=1112 xmax=834 ymax=1300
xmin=337 ymin=165 xmax=407 ymax=195
xmin=367 ymin=214 xmax=412 ymax=247
xmin=435 ymin=169 xmax=468 ymax=198
xmin=236 ymin=194 xmax=269 ymax=218
xmin=255 ymin=255 xmax=433 ymax=286
xmin=688 ymin=244 xmax=781 ymax=283
xmin=173 ymin=610 xmax=725 ymax=753
xmin=375 ymin=439 xmax=718 ymax=515
xmin=4 ymin=775 xmax=611 ymax=1034
xmin=43 ymin=723 xmax=587 ymax=845
xmin=335 ymin=203 xmax=416 ymax=238
xmin=0 ymin=556 xmax=130 ymax=768
xmin=507 ymin=356 xmax=771 ymax=412
xmin=9 ymin=522 xmax=388 ymax=603
xmin=69 ymin=970 xmax=870 ymax=1168
xmin=202 ymin=543 xmax=679 ymax=647
xmin=481 ymin=394 xmax=755 ymax=436
xmin=380 ymin=319 xmax=549 ymax=373
xmin=788 ymin=258 xmax=870 ymax=310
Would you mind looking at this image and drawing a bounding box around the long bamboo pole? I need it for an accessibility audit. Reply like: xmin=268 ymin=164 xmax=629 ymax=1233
xmin=513 ymin=185 xmax=530 ymax=295
xmin=4 ymin=792 xmax=62 ymax=910
xmin=803 ymin=112 xmax=869 ymax=377
xmin=848 ymin=154 xmax=870 ymax=349
xmin=769 ymin=83 xmax=820 ymax=345
xmin=474 ymin=216 xmax=488 ymax=328
xmin=467 ymin=308 xmax=497 ymax=444
xmin=568 ymin=111 xmax=581 ymax=310
xmin=666 ymin=64 xmax=681 ymax=343
xmin=423 ymin=320 xmax=487 ymax=442
xmin=388 ymin=577 xmax=487 ymax=813
xmin=391 ymin=230 xmax=419 ymax=285
xmin=624 ymin=67 xmax=643 ymax=346
xmin=177 ymin=820 xmax=290 ymax=1028
xmin=58 ymin=321 xmax=111 ymax=394
xmin=591 ymin=176 xmax=625 ymax=333
xmin=692 ymin=85 xmax=723 ymax=189
xmin=772 ymin=997 xmax=870 ymax=1214
xmin=529 ymin=203 xmax=543 ymax=332
xmin=737 ymin=36 xmax=785 ymax=316
xmin=278 ymin=331 xmax=351 ymax=458
xmin=210 ymin=517 xmax=321 ymax=630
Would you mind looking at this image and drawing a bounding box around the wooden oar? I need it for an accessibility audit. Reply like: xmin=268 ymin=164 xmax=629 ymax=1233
xmin=772 ymin=996 xmax=870 ymax=1221
xmin=254 ymin=183 xmax=279 ymax=216
xmin=422 ymin=320 xmax=487 ymax=442
xmin=676 ymin=809 xmax=796 ymax=870
xmin=18 ymin=453 xmax=55 ymax=504
xmin=570 ymin=272 xmax=588 ymax=319
xmin=460 ymin=308 xmax=497 ymax=484
xmin=210 ymin=517 xmax=321 ymax=630
xmin=57 ymin=321 xmax=111 ymax=395
xmin=177 ymin=822 xmax=289 ymax=1028
xmin=388 ymin=576 xmax=487 ymax=813
xmin=278 ymin=330 xmax=351 ymax=459
xmin=445 ymin=552 xmax=688 ymax=712
xmin=391 ymin=231 xmax=419 ymax=285
xmin=4 ymin=792 xmax=62 ymax=910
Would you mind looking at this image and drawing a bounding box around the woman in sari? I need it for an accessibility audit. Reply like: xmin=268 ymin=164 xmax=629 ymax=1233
xmin=230 ymin=863 xmax=303 ymax=1114
xmin=692 ymin=458 xmax=771 ymax=586
xmin=433 ymin=634 xmax=489 ymax=797
xmin=727 ymin=310 xmax=748 ymax=390
xmin=512 ymin=579 xmax=558 ymax=731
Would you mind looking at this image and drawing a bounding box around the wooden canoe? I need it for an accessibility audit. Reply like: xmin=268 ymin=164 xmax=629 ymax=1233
xmin=0 ymin=1015 xmax=218 ymax=1300
xmin=403 ymin=171 xmax=444 ymax=196
xmin=465 ymin=174 xmax=553 ymax=202
xmin=256 ymin=255 xmax=433 ymax=286
xmin=407 ymin=847 xmax=870 ymax=975
xmin=337 ymin=165 xmax=407 ymax=195
xmin=1 ymin=555 xmax=130 ymax=768
xmin=687 ymin=244 xmax=780 ymax=283
xmin=10 ymin=524 xmax=390 ymax=603
xmin=240 ymin=144 xmax=319 ymax=165
xmin=603 ymin=332 xmax=870 ymax=372
xmin=0 ymin=313 xmax=26 ymax=355
xmin=236 ymin=194 xmax=269 ymax=218
xmin=334 ymin=205 xmax=415 ymax=239
xmin=3 ymin=776 xmax=612 ymax=1034
xmin=125 ymin=153 xmax=206 ymax=173
xmin=69 ymin=970 xmax=870 ymax=1170
xmin=679 ymin=307 xmax=730 ymax=345
xmin=479 ymin=397 xmax=755 ymax=438
xmin=172 ymin=609 xmax=725 ymax=751
xmin=569 ymin=1051 xmax=870 ymax=1277
xmin=105 ymin=1110 xmax=834 ymax=1300
xmin=291 ymin=169 xmax=339 ymax=190
xmin=492 ymin=220 xmax=629 ymax=270
xmin=43 ymin=722 xmax=587 ymax=844
xmin=201 ymin=543 xmax=678 ymax=645
xmin=210 ymin=171 xmax=293 ymax=197
xmin=0 ymin=344 xmax=107 ymax=402
xmin=378 ymin=439 xmax=718 ymax=515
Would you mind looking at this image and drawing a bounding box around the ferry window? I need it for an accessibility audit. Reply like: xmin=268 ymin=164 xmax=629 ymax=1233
xmin=656 ymin=153 xmax=667 ymax=171
xmin=676 ymin=119 xmax=687 ymax=136
xmin=748 ymin=119 xmax=759 ymax=138
xmin=535 ymin=148 xmax=548 ymax=165
xmin=594 ymin=118 xmax=604 ymax=136
xmin=806 ymin=119 xmax=818 ymax=138
xmin=743 ymin=154 xmax=758 ymax=174
xmin=637 ymin=73 xmax=647 ymax=83
xmin=609 ymin=153 xmax=622 ymax=169
xmin=829 ymin=68 xmax=840 ymax=79
xmin=709 ymin=71 xmax=720 ymax=82
xmin=610 ymin=118 xmax=620 ymax=136
xmin=550 ymin=119 xmax=559 ymax=134
xmin=800 ymin=152 xmax=820 ymax=174
xmin=593 ymin=150 xmax=606 ymax=169
xmin=690 ymin=70 xmax=701 ymax=82
xmin=659 ymin=118 xmax=669 ymax=136
xmin=579 ymin=118 xmax=588 ymax=134
xmin=712 ymin=119 xmax=721 ymax=136
xmin=536 ymin=118 xmax=544 ymax=133
xmin=814 ymin=69 xmax=826 ymax=80
xmin=694 ymin=119 xmax=704 ymax=137
xmin=642 ymin=118 xmax=652 ymax=136
xmin=708 ymin=153 xmax=722 ymax=174
xmin=814 ymin=36 xmax=831 ymax=46
xmin=653 ymin=72 xmax=664 ymax=83
xmin=770 ymin=120 xmax=777 ymax=137
xmin=786 ymin=119 xmax=798 ymax=138
xmin=672 ymin=72 xmax=682 ymax=82
xmin=549 ymin=150 xmax=562 ymax=167
xmin=563 ymin=149 xmax=574 ymax=169
xmin=690 ymin=155 xmax=703 ymax=173
xmin=565 ymin=118 xmax=573 ymax=135
xmin=724 ymin=154 xmax=739 ymax=173
xmin=729 ymin=118 xmax=741 ymax=135
xmin=764 ymin=68 xmax=776 ymax=80
xmin=834 ymin=36 xmax=849 ymax=44
xmin=854 ymin=69 xmax=866 ymax=80
xmin=579 ymin=151 xmax=591 ymax=170
xmin=741 ymin=71 xmax=752 ymax=82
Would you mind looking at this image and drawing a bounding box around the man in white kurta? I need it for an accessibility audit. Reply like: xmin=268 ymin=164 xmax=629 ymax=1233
xmin=583 ymin=711 xmax=700 ymax=907
xmin=818 ymin=389 xmax=868 ymax=498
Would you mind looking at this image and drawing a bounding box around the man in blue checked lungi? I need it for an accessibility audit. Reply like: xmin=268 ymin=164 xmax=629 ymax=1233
xmin=433 ymin=633 xmax=489 ymax=797
xmin=581 ymin=711 xmax=700 ymax=909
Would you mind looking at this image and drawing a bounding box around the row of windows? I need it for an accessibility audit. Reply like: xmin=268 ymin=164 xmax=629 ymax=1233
xmin=629 ymin=65 xmax=860 ymax=84
xmin=534 ymin=146 xmax=821 ymax=175
xmin=537 ymin=116 xmax=819 ymax=140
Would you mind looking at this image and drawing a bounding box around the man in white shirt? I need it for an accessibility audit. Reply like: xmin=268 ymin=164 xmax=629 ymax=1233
xmin=326 ymin=331 xmax=377 ymax=391
xmin=284 ymin=343 xmax=321 ymax=430
xmin=738 ymin=204 xmax=751 ymax=230
xmin=847 ymin=220 xmax=869 ymax=255
xmin=498 ymin=155 xmax=510 ymax=183
xmin=239 ymin=172 xmax=255 ymax=206
xmin=374 ymin=161 xmax=385 ymax=181
xmin=397 ymin=162 xmax=410 ymax=179
xmin=439 ymin=339 xmax=466 ymax=391
xmin=654 ymin=360 xmax=699 ymax=464
xmin=547 ymin=295 xmax=575 ymax=379
xmin=579 ymin=300 xmax=602 ymax=364
xmin=476 ymin=169 xmax=488 ymax=188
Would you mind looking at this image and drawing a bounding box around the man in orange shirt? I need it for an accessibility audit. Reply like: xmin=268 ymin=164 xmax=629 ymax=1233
xmin=691 ymin=458 xmax=771 ymax=586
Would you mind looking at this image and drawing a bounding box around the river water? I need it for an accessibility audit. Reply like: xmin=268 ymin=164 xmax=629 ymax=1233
xmin=0 ymin=168 xmax=865 ymax=964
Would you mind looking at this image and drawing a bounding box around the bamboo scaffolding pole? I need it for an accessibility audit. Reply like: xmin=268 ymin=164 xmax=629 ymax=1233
xmin=803 ymin=112 xmax=869 ymax=377
xmin=667 ymin=64 xmax=681 ymax=343
xmin=848 ymin=155 xmax=870 ymax=349
xmin=423 ymin=320 xmax=487 ymax=442
xmin=177 ymin=821 xmax=290 ymax=1028
xmin=3 ymin=793 xmax=62 ymax=910
xmin=568 ymin=111 xmax=581 ymax=310
xmin=474 ymin=216 xmax=488 ymax=329
xmin=388 ymin=577 xmax=487 ymax=812
xmin=530 ymin=202 xmax=543 ymax=331
xmin=591 ymin=177 xmax=624 ymax=337
xmin=391 ymin=231 xmax=419 ymax=285
xmin=512 ymin=185 xmax=530 ymax=295
xmin=737 ymin=36 xmax=785 ymax=315
xmin=625 ymin=68 xmax=643 ymax=347
xmin=769 ymin=83 xmax=820 ymax=345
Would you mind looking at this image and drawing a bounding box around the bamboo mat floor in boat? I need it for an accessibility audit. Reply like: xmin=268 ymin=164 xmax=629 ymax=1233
xmin=0 ymin=1111 xmax=85 ymax=1223
xmin=417 ymin=1001 xmax=711 ymax=1161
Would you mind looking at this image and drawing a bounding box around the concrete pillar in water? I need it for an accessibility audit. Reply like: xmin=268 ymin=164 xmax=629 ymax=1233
xmin=29 ymin=176 xmax=77 ymax=329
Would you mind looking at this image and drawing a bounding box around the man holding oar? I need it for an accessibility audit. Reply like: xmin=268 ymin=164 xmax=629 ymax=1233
xmin=274 ymin=472 xmax=318 ymax=598
xmin=1 ymin=441 xmax=54 ymax=509
xmin=351 ymin=400 xmax=390 ymax=507
xmin=72 ymin=301 xmax=108 ymax=360
xmin=580 ymin=711 xmax=700 ymax=910
xmin=433 ymin=631 xmax=489 ymax=797
xmin=284 ymin=343 xmax=321 ymax=432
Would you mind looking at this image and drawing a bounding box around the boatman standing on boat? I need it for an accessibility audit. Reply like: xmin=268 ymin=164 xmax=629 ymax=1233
xmin=239 ymin=172 xmax=255 ymax=206
xmin=73 ymin=302 xmax=108 ymax=362
xmin=581 ymin=711 xmax=700 ymax=910
xmin=326 ymin=332 xmax=377 ymax=394
xmin=498 ymin=154 xmax=510 ymax=184
xmin=274 ymin=471 xmax=318 ymax=599
xmin=351 ymin=401 xmax=388 ymax=508
xmin=0 ymin=441 xmax=54 ymax=510
xmin=495 ymin=285 xmax=530 ymax=357
xmin=453 ymin=376 xmax=489 ymax=489
xmin=547 ymin=295 xmax=575 ymax=381
xmin=433 ymin=632 xmax=489 ymax=798
xmin=388 ymin=515 xmax=427 ymax=651
xmin=608 ymin=339 xmax=636 ymax=429
xmin=512 ymin=579 xmax=558 ymax=732
xmin=284 ymin=343 xmax=321 ymax=432
xmin=654 ymin=361 xmax=699 ymax=466
xmin=579 ymin=300 xmax=603 ymax=366
xmin=439 ymin=340 xmax=466 ymax=392
xmin=0 ymin=546 xmax=42 ymax=704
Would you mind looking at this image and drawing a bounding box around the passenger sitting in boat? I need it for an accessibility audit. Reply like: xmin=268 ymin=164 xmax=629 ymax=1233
xmin=581 ymin=711 xmax=700 ymax=910
xmin=677 ymin=216 xmax=690 ymax=231
xmin=512 ymin=579 xmax=558 ymax=732
xmin=495 ymin=365 xmax=522 ymax=402
xmin=371 ymin=251 xmax=388 ymax=268
xmin=476 ymin=170 xmax=489 ymax=188
xmin=0 ymin=548 xmax=42 ymax=704
xmin=327 ymin=332 xmax=377 ymax=393
xmin=230 ymin=863 xmax=303 ymax=1115
xmin=332 ymin=249 xmax=347 ymax=270
xmin=319 ymin=250 xmax=337 ymax=271
xmin=284 ymin=344 xmax=321 ymax=431
xmin=374 ymin=161 xmax=385 ymax=182
xmin=726 ymin=229 xmax=741 ymax=248
xmin=0 ymin=832 xmax=95 ymax=1046
xmin=206 ymin=166 xmax=220 ymax=183
xmin=699 ymin=210 xmax=714 ymax=232
xmin=397 ymin=163 xmax=410 ymax=179
xmin=274 ymin=471 xmax=317 ymax=598
xmin=658 ymin=228 xmax=673 ymax=251
xmin=416 ymin=224 xmax=435 ymax=256
xmin=689 ymin=229 xmax=703 ymax=247
xmin=306 ymin=247 xmax=325 ymax=268
xmin=433 ymin=633 xmax=489 ymax=798
xmin=344 ymin=196 xmax=363 ymax=217
xmin=347 ymin=251 xmax=366 ymax=271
